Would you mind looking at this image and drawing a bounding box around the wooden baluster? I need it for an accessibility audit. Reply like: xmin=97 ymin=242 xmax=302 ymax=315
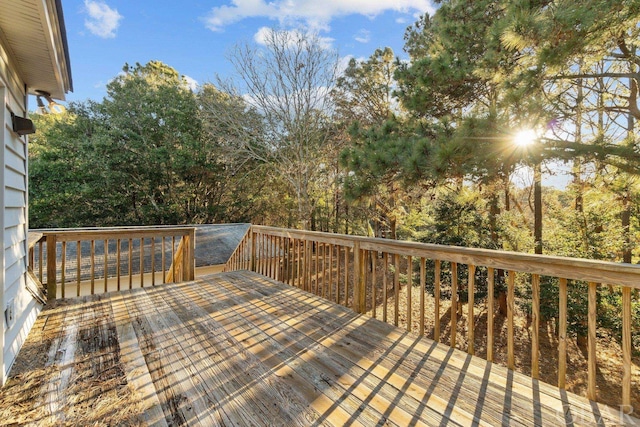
xmin=622 ymin=285 xmax=632 ymax=413
xmin=76 ymin=241 xmax=81 ymax=296
xmin=29 ymin=244 xmax=34 ymax=273
xmin=303 ymin=239 xmax=308 ymax=291
xmin=361 ymin=249 xmax=367 ymax=310
xmin=371 ymin=251 xmax=377 ymax=319
xmin=269 ymin=234 xmax=273 ymax=278
xmin=318 ymin=243 xmax=327 ymax=298
xmin=314 ymin=242 xmax=320 ymax=295
xmin=261 ymin=234 xmax=269 ymax=276
xmin=531 ymin=273 xmax=540 ymax=378
xmin=558 ymin=278 xmax=568 ymax=389
xmin=317 ymin=243 xmax=322 ymax=295
xmin=273 ymin=235 xmax=278 ymax=279
xmin=323 ymin=243 xmax=329 ymax=299
xmin=90 ymin=239 xmax=95 ymax=295
xmin=290 ymin=238 xmax=295 ymax=285
xmin=451 ymin=262 xmax=458 ymax=348
xmin=336 ymin=246 xmax=342 ymax=304
xmin=234 ymin=241 xmax=238 ymax=270
xmin=419 ymin=257 xmax=425 ymax=336
xmin=104 ymin=239 xmax=108 ymax=293
xmin=140 ymin=238 xmax=145 ymax=287
xmin=249 ymin=238 xmax=253 ymax=272
xmin=344 ymin=246 xmax=349 ymax=307
xmin=324 ymin=243 xmax=330 ymax=298
xmin=283 ymin=237 xmax=288 ymax=284
xmin=161 ymin=237 xmax=166 ymax=284
xmin=295 ymin=239 xmax=300 ymax=287
xmin=241 ymin=238 xmax=245 ymax=271
xmin=270 ymin=235 xmax=275 ymax=279
xmin=394 ymin=253 xmax=400 ymax=327
xmin=29 ymin=243 xmax=34 ymax=273
xmin=507 ymin=270 xmax=515 ymax=370
xmin=129 ymin=238 xmax=134 ymax=289
xmin=354 ymin=242 xmax=365 ymax=313
xmin=587 ymin=281 xmax=597 ymax=401
xmin=255 ymin=233 xmax=260 ymax=274
xmin=61 ymin=241 xmax=66 ymax=299
xmin=282 ymin=237 xmax=287 ymax=284
xmin=328 ymin=244 xmax=334 ymax=301
xmin=487 ymin=267 xmax=495 ymax=362
xmin=468 ymin=264 xmax=476 ymax=355
xmin=116 ymin=239 xmax=121 ymax=291
xmin=263 ymin=234 xmax=267 ymax=277
xmin=186 ymin=230 xmax=195 ymax=281
xmin=171 ymin=236 xmax=176 ymax=283
xmin=272 ymin=236 xmax=276 ymax=280
xmin=383 ymin=253 xmax=388 ymax=323
xmin=276 ymin=235 xmax=281 ymax=280
xmin=434 ymin=260 xmax=441 ymax=342
xmin=407 ymin=255 xmax=412 ymax=332
xmin=282 ymin=237 xmax=286 ymax=282
xmin=39 ymin=241 xmax=44 ymax=283
xmin=151 ymin=237 xmax=156 ymax=286
xmin=46 ymin=235 xmax=57 ymax=300
xmin=265 ymin=235 xmax=270 ymax=278
xmin=257 ymin=234 xmax=261 ymax=275
xmin=262 ymin=234 xmax=269 ymax=276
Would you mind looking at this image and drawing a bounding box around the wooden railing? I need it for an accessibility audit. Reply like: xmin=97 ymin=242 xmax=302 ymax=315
xmin=224 ymin=225 xmax=639 ymax=413
xmin=30 ymin=226 xmax=196 ymax=300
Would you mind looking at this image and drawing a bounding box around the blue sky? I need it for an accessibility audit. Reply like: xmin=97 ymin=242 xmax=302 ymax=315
xmin=61 ymin=0 xmax=436 ymax=103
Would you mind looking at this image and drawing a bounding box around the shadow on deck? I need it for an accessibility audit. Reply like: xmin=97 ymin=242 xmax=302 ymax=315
xmin=1 ymin=271 xmax=638 ymax=426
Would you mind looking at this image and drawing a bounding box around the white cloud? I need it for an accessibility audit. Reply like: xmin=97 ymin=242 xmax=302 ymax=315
xmin=337 ymin=54 xmax=366 ymax=74
xmin=84 ymin=0 xmax=122 ymax=38
xmin=253 ymin=27 xmax=334 ymax=49
xmin=203 ymin=0 xmax=435 ymax=32
xmin=183 ymin=75 xmax=199 ymax=91
xmin=354 ymin=29 xmax=370 ymax=44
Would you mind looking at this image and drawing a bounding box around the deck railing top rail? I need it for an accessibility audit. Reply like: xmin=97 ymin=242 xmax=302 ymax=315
xmin=34 ymin=226 xmax=196 ymax=242
xmin=252 ymin=225 xmax=640 ymax=289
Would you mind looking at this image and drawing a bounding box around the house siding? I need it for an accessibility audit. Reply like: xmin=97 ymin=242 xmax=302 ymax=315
xmin=0 ymin=39 xmax=40 ymax=385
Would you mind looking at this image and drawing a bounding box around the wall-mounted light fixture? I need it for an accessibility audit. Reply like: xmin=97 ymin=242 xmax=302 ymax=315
xmin=11 ymin=113 xmax=36 ymax=135
xmin=35 ymin=90 xmax=66 ymax=114
xmin=36 ymin=96 xmax=47 ymax=115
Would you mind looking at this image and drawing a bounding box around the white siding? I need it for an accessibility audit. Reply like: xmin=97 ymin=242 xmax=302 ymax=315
xmin=0 ymin=41 xmax=41 ymax=385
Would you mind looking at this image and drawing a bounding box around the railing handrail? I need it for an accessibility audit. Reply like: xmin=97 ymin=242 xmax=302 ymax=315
xmin=252 ymin=225 xmax=640 ymax=289
xmin=35 ymin=226 xmax=196 ymax=242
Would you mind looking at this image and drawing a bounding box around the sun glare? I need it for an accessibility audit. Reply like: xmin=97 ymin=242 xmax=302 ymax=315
xmin=514 ymin=129 xmax=538 ymax=147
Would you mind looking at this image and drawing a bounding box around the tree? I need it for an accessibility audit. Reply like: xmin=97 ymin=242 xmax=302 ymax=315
xmin=30 ymin=61 xmax=262 ymax=227
xmin=210 ymin=29 xmax=339 ymax=229
xmin=332 ymin=47 xmax=409 ymax=237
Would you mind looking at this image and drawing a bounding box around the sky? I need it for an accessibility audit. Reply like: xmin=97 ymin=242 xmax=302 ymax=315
xmin=58 ymin=0 xmax=569 ymax=188
xmin=60 ymin=0 xmax=437 ymax=103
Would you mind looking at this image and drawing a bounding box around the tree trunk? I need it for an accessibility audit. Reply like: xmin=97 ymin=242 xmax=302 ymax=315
xmin=622 ymin=191 xmax=632 ymax=263
xmin=533 ymin=162 xmax=542 ymax=255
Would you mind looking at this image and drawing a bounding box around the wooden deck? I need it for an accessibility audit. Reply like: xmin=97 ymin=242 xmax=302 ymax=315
xmin=3 ymin=271 xmax=637 ymax=426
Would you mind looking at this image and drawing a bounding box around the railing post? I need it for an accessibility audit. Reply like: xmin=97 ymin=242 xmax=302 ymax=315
xmin=46 ymin=234 xmax=57 ymax=301
xmin=250 ymin=230 xmax=257 ymax=272
xmin=353 ymin=241 xmax=365 ymax=313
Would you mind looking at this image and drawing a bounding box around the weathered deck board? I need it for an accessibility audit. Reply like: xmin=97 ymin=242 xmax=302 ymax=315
xmin=3 ymin=271 xmax=638 ymax=426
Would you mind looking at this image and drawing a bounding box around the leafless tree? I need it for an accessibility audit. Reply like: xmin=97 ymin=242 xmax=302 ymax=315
xmin=201 ymin=29 xmax=339 ymax=229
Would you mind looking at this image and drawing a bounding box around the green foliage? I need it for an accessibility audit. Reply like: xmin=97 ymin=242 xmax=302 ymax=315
xmin=29 ymin=61 xmax=265 ymax=228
